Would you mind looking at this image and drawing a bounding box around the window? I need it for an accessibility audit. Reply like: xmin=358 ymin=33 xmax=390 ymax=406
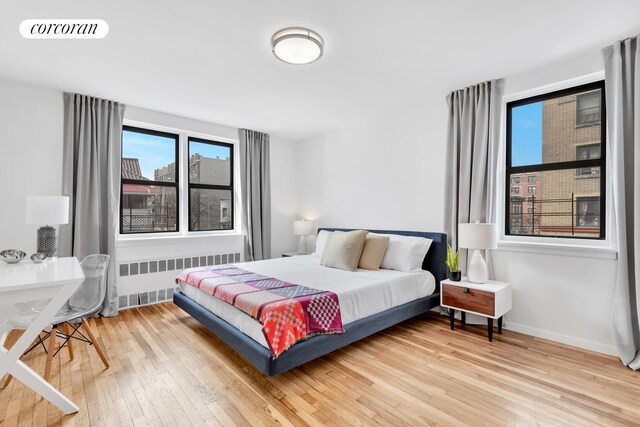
xmin=188 ymin=137 xmax=234 ymax=231
xmin=120 ymin=125 xmax=236 ymax=236
xmin=576 ymin=144 xmax=601 ymax=177
xmin=511 ymin=187 xmax=520 ymax=195
xmin=506 ymin=80 xmax=605 ymax=239
xmin=121 ymin=126 xmax=179 ymax=234
xmin=511 ymin=177 xmax=520 ymax=184
xmin=576 ymin=91 xmax=601 ymax=126
xmin=576 ymin=197 xmax=600 ymax=227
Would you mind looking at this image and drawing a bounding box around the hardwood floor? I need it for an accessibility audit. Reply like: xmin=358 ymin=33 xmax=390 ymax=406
xmin=1 ymin=302 xmax=639 ymax=427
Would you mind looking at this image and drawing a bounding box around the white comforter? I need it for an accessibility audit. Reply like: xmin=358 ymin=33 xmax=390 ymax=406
xmin=179 ymin=255 xmax=436 ymax=348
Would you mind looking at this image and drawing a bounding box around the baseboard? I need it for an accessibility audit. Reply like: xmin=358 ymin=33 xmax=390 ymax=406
xmin=118 ymin=288 xmax=178 ymax=310
xmin=505 ymin=321 xmax=618 ymax=356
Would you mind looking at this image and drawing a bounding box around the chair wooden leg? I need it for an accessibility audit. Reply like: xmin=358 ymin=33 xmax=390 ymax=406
xmin=82 ymin=320 xmax=109 ymax=369
xmin=1 ymin=329 xmax=24 ymax=388
xmin=62 ymin=323 xmax=74 ymax=360
xmin=44 ymin=327 xmax=58 ymax=382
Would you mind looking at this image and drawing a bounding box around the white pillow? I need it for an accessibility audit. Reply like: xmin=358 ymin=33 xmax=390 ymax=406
xmin=374 ymin=233 xmax=433 ymax=272
xmin=312 ymin=230 xmax=332 ymax=258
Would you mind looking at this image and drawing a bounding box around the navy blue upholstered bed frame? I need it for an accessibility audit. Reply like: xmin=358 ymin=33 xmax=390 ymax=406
xmin=173 ymin=228 xmax=447 ymax=376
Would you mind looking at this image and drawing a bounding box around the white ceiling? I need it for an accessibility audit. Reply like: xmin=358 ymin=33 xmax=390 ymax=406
xmin=1 ymin=0 xmax=639 ymax=140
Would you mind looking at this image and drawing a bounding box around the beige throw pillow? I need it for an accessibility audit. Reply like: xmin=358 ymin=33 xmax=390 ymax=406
xmin=321 ymin=230 xmax=369 ymax=272
xmin=358 ymin=235 xmax=390 ymax=270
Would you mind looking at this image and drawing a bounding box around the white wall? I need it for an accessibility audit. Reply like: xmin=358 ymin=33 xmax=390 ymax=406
xmin=0 ymin=80 xmax=299 ymax=300
xmin=0 ymin=80 xmax=63 ymax=255
xmin=296 ymin=48 xmax=618 ymax=355
xmin=297 ymin=95 xmax=449 ymax=243
xmin=493 ymin=49 xmax=617 ymax=355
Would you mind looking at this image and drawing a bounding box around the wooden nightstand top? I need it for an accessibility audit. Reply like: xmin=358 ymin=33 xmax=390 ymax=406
xmin=441 ymin=278 xmax=510 ymax=293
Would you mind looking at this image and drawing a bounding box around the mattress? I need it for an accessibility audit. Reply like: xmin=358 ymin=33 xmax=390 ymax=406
xmin=179 ymin=255 xmax=436 ymax=348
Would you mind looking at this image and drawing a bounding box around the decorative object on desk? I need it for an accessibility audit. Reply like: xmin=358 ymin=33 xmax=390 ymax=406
xmin=0 ymin=249 xmax=26 ymax=264
xmin=458 ymin=222 xmax=497 ymax=284
xmin=30 ymin=252 xmax=48 ymax=263
xmin=293 ymin=219 xmax=314 ymax=254
xmin=26 ymin=195 xmax=69 ymax=259
xmin=446 ymin=244 xmax=461 ymax=281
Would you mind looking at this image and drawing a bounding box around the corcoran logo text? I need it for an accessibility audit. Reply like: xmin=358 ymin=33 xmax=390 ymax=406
xmin=20 ymin=19 xmax=109 ymax=39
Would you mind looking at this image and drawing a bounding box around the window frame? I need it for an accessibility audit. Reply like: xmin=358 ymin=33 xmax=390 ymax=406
xmin=120 ymin=125 xmax=180 ymax=235
xmin=187 ymin=136 xmax=235 ymax=232
xmin=505 ymin=80 xmax=606 ymax=240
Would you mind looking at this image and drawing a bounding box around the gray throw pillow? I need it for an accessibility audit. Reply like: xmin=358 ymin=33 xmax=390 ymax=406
xmin=321 ymin=230 xmax=369 ymax=272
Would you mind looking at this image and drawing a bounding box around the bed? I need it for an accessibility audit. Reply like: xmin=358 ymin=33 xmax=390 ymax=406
xmin=173 ymin=228 xmax=447 ymax=376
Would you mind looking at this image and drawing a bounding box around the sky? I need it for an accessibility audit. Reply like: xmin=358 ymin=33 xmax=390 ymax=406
xmin=511 ymin=102 xmax=542 ymax=166
xmin=122 ymin=131 xmax=230 ymax=179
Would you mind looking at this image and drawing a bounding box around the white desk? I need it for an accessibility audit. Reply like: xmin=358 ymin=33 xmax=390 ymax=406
xmin=0 ymin=257 xmax=84 ymax=414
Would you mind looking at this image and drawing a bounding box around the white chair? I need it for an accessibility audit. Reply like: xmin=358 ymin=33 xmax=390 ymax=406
xmin=2 ymin=254 xmax=111 ymax=386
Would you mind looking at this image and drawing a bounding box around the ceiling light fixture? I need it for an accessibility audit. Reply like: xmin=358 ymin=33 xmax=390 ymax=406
xmin=272 ymin=27 xmax=323 ymax=65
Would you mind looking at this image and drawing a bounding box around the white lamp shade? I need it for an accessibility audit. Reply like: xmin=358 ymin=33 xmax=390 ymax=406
xmin=458 ymin=223 xmax=497 ymax=250
xmin=26 ymin=196 xmax=69 ymax=225
xmin=293 ymin=220 xmax=313 ymax=236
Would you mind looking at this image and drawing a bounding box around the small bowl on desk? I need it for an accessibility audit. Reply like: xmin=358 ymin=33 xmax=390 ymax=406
xmin=0 ymin=249 xmax=27 ymax=264
xmin=30 ymin=252 xmax=48 ymax=264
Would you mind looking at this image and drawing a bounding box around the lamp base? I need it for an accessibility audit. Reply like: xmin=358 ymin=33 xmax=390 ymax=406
xmin=297 ymin=236 xmax=307 ymax=255
xmin=37 ymin=225 xmax=58 ymax=258
xmin=467 ymin=249 xmax=488 ymax=284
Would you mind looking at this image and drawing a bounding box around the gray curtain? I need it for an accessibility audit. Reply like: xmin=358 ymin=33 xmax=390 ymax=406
xmin=604 ymin=36 xmax=640 ymax=370
xmin=444 ymin=79 xmax=503 ymax=274
xmin=59 ymin=93 xmax=125 ymax=317
xmin=238 ymin=129 xmax=271 ymax=261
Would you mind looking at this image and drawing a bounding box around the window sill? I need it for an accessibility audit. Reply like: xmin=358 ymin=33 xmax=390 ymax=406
xmin=117 ymin=231 xmax=244 ymax=248
xmin=495 ymin=240 xmax=617 ymax=260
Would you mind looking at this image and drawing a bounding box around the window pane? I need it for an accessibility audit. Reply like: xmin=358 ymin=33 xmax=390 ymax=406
xmin=122 ymin=129 xmax=177 ymax=182
xmin=121 ymin=185 xmax=177 ymax=233
xmin=577 ymin=91 xmax=601 ymax=125
xmin=510 ymin=88 xmax=602 ymax=166
xmin=189 ymin=141 xmax=231 ymax=186
xmin=508 ymin=168 xmax=601 ymax=238
xmin=190 ymin=189 xmax=232 ymax=231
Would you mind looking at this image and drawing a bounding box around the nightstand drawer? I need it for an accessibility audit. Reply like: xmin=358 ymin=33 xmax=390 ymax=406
xmin=442 ymin=283 xmax=495 ymax=316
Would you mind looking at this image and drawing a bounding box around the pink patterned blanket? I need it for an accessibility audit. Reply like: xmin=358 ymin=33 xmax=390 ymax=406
xmin=176 ymin=264 xmax=344 ymax=358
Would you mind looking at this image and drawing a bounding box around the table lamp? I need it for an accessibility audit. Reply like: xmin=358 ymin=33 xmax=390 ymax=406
xmin=26 ymin=195 xmax=69 ymax=259
xmin=458 ymin=222 xmax=497 ymax=284
xmin=293 ymin=219 xmax=313 ymax=254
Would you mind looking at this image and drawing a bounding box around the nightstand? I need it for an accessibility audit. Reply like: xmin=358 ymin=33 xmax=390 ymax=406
xmin=282 ymin=252 xmax=300 ymax=258
xmin=440 ymin=278 xmax=512 ymax=342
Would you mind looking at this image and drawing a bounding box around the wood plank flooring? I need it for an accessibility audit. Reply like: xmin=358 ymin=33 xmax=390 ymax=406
xmin=1 ymin=302 xmax=640 ymax=426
